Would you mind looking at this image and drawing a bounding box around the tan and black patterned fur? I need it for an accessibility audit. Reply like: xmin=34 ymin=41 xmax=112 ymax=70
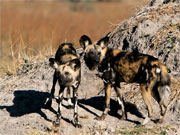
xmin=80 ymin=35 xmax=170 ymax=125
xmin=45 ymin=43 xmax=81 ymax=128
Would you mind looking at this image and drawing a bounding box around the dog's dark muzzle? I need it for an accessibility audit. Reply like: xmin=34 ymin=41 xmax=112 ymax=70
xmin=57 ymin=74 xmax=73 ymax=86
xmin=84 ymin=53 xmax=100 ymax=70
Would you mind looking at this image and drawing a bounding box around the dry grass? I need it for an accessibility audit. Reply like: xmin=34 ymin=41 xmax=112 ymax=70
xmin=0 ymin=0 xmax=150 ymax=76
xmin=116 ymin=125 xmax=173 ymax=135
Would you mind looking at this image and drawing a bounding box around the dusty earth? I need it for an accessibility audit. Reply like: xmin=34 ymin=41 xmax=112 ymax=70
xmin=0 ymin=54 xmax=180 ymax=135
xmin=0 ymin=0 xmax=180 ymax=135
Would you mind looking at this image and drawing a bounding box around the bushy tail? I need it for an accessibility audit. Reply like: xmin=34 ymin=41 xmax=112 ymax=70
xmin=159 ymin=85 xmax=171 ymax=107
xmin=158 ymin=65 xmax=171 ymax=107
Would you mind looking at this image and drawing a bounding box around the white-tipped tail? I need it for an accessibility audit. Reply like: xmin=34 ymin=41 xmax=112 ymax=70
xmin=159 ymin=85 xmax=171 ymax=106
xmin=156 ymin=68 xmax=161 ymax=74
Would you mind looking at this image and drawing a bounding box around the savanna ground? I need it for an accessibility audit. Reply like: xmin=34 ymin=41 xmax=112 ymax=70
xmin=0 ymin=0 xmax=180 ymax=135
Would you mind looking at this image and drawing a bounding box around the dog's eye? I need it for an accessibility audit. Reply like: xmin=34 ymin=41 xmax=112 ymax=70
xmin=65 ymin=72 xmax=69 ymax=75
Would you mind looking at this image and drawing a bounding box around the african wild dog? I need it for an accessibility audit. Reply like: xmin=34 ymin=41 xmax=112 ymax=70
xmin=80 ymin=35 xmax=171 ymax=125
xmin=45 ymin=43 xmax=81 ymax=128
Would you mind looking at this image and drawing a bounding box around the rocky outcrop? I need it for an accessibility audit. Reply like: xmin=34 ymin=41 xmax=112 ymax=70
xmin=150 ymin=0 xmax=180 ymax=6
xmin=107 ymin=0 xmax=180 ymax=77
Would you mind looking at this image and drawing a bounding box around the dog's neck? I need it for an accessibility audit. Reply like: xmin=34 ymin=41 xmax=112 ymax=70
xmin=99 ymin=47 xmax=124 ymax=72
xmin=98 ymin=47 xmax=113 ymax=72
xmin=100 ymin=47 xmax=123 ymax=63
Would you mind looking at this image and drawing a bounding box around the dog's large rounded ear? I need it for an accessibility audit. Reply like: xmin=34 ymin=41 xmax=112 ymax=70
xmin=79 ymin=35 xmax=92 ymax=50
xmin=49 ymin=58 xmax=58 ymax=69
xmin=97 ymin=36 xmax=109 ymax=48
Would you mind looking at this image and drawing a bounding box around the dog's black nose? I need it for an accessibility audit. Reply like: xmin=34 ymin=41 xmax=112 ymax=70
xmin=95 ymin=58 xmax=99 ymax=63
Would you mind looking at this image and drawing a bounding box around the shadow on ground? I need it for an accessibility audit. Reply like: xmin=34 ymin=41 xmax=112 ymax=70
xmin=79 ymin=96 xmax=144 ymax=124
xmin=0 ymin=90 xmax=145 ymax=125
xmin=0 ymin=90 xmax=56 ymax=122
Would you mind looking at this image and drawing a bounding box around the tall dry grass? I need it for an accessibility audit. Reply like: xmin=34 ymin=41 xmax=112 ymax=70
xmin=0 ymin=0 xmax=150 ymax=76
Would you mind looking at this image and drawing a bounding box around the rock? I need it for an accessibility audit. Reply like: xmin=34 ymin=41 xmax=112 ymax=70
xmin=150 ymin=0 xmax=180 ymax=6
xmin=107 ymin=1 xmax=180 ymax=77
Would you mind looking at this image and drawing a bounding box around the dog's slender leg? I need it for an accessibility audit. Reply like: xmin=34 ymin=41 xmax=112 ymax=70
xmin=67 ymin=87 xmax=73 ymax=109
xmin=141 ymin=83 xmax=153 ymax=125
xmin=54 ymin=86 xmax=65 ymax=126
xmin=45 ymin=71 xmax=57 ymax=108
xmin=114 ymin=86 xmax=127 ymax=120
xmin=158 ymin=105 xmax=167 ymax=123
xmin=72 ymin=85 xmax=82 ymax=128
xmin=152 ymin=86 xmax=170 ymax=124
xmin=96 ymin=83 xmax=112 ymax=120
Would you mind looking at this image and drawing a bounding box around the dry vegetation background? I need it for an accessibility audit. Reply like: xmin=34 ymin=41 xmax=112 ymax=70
xmin=0 ymin=0 xmax=150 ymax=76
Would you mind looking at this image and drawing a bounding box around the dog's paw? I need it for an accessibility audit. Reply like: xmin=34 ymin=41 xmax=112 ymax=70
xmin=72 ymin=120 xmax=82 ymax=128
xmin=75 ymin=123 xmax=82 ymax=128
xmin=95 ymin=114 xmax=107 ymax=121
xmin=53 ymin=119 xmax=60 ymax=127
xmin=142 ymin=117 xmax=150 ymax=125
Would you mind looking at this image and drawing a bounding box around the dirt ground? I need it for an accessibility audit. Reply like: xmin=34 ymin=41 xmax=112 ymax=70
xmin=0 ymin=56 xmax=179 ymax=135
